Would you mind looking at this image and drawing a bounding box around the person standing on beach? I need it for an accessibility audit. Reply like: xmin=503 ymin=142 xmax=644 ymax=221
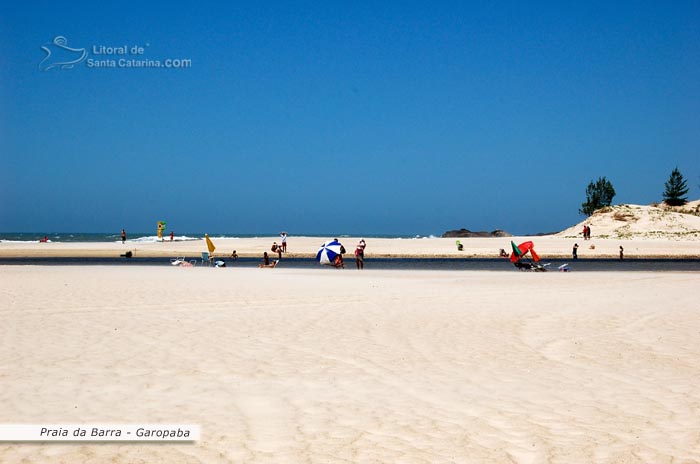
xmin=170 ymin=231 xmax=174 ymax=241
xmin=573 ymin=243 xmax=579 ymax=259
xmin=619 ymin=246 xmax=624 ymax=260
xmin=280 ymin=232 xmax=287 ymax=252
xmin=587 ymin=225 xmax=592 ymax=240
xmin=355 ymin=242 xmax=365 ymax=270
xmin=121 ymin=229 xmax=126 ymax=244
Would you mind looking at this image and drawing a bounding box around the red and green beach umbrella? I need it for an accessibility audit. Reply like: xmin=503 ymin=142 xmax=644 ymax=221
xmin=510 ymin=241 xmax=540 ymax=263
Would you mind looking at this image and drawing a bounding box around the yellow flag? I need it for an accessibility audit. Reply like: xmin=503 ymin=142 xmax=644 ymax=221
xmin=205 ymin=234 xmax=216 ymax=253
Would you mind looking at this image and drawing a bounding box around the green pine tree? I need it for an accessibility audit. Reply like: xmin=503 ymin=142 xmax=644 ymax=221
xmin=662 ymin=167 xmax=689 ymax=206
xmin=579 ymin=177 xmax=616 ymax=216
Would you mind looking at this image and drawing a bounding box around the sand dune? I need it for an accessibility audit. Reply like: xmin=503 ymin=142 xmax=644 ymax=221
xmin=1 ymin=266 xmax=699 ymax=463
xmin=557 ymin=200 xmax=700 ymax=240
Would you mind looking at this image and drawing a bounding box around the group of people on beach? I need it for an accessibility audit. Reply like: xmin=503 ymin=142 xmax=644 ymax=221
xmin=582 ymin=225 xmax=592 ymax=240
xmin=328 ymin=239 xmax=367 ymax=270
xmin=252 ymin=237 xmax=368 ymax=270
xmin=572 ymin=225 xmax=593 ymax=259
xmin=121 ymin=228 xmax=175 ymax=244
xmin=329 ymin=239 xmax=367 ymax=269
xmin=114 ymin=230 xmax=371 ymax=269
xmin=259 ymin=233 xmax=288 ymax=268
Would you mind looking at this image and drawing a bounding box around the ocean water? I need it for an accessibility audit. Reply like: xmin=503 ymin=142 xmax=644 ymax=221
xmin=1 ymin=232 xmax=226 ymax=243
xmin=0 ymin=232 xmax=430 ymax=243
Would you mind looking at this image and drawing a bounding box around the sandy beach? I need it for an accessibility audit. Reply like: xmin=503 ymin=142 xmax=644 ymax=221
xmin=6 ymin=0 xmax=699 ymax=461
xmin=1 ymin=265 xmax=699 ymax=463
xmin=1 ymin=234 xmax=699 ymax=260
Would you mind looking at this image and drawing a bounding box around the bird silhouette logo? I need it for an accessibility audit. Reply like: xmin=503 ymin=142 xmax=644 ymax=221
xmin=39 ymin=36 xmax=87 ymax=71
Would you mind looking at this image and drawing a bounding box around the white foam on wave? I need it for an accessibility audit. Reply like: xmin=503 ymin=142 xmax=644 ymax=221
xmin=0 ymin=240 xmax=52 ymax=244
xmin=127 ymin=235 xmax=202 ymax=243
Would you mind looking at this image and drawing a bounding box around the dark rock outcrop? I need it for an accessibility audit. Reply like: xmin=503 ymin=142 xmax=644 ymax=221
xmin=441 ymin=229 xmax=512 ymax=238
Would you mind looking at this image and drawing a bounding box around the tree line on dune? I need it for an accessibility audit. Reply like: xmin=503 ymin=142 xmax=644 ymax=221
xmin=580 ymin=167 xmax=694 ymax=217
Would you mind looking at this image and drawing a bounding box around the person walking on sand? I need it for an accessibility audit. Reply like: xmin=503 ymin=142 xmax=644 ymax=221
xmin=170 ymin=231 xmax=174 ymax=241
xmin=587 ymin=225 xmax=592 ymax=240
xmin=121 ymin=229 xmax=126 ymax=244
xmin=619 ymin=246 xmax=624 ymax=260
xmin=573 ymin=243 xmax=579 ymax=260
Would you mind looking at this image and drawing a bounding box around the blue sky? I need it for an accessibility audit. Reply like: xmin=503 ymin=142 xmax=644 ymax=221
xmin=1 ymin=1 xmax=699 ymax=235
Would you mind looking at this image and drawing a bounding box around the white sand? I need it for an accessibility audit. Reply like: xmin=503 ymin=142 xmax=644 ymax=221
xmin=1 ymin=266 xmax=699 ymax=463
xmin=1 ymin=234 xmax=699 ymax=259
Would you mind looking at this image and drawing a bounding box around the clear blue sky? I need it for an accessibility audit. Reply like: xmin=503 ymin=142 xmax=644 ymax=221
xmin=1 ymin=1 xmax=699 ymax=235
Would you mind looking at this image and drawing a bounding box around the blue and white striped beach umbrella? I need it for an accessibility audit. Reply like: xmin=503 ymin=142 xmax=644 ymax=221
xmin=316 ymin=240 xmax=343 ymax=265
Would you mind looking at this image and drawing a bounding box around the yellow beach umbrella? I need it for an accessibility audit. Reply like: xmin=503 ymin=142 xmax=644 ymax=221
xmin=205 ymin=234 xmax=216 ymax=253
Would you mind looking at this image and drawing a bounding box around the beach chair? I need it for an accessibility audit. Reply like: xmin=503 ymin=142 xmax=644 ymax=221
xmin=201 ymin=252 xmax=213 ymax=266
